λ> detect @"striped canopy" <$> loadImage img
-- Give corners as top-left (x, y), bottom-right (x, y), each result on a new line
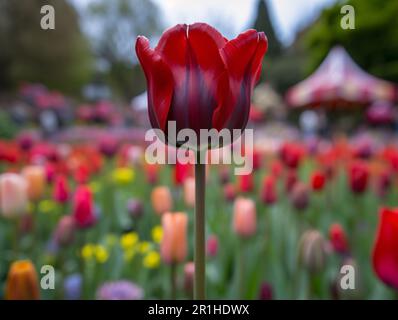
top-left (286, 46), bottom-right (397, 108)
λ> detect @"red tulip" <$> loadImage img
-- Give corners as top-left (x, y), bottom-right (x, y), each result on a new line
top-left (311, 170), bottom-right (326, 192)
top-left (375, 169), bottom-right (391, 198)
top-left (239, 173), bottom-right (254, 193)
top-left (206, 235), bottom-right (218, 257)
top-left (348, 161), bottom-right (369, 194)
top-left (53, 174), bottom-right (69, 204)
top-left (223, 183), bottom-right (236, 202)
top-left (135, 23), bottom-right (267, 147)
top-left (279, 142), bottom-right (304, 169)
top-left (174, 160), bottom-right (191, 186)
top-left (261, 175), bottom-right (277, 205)
top-left (372, 207), bottom-right (398, 290)
top-left (329, 223), bottom-right (349, 254)
top-left (72, 185), bottom-right (96, 229)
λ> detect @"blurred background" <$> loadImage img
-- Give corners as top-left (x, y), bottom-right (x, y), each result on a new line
top-left (0, 0), bottom-right (398, 300)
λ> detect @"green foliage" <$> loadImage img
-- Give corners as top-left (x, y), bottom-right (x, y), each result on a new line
top-left (252, 0), bottom-right (305, 93)
top-left (0, 0), bottom-right (93, 95)
top-left (87, 0), bottom-right (162, 101)
top-left (303, 0), bottom-right (398, 82)
top-left (0, 111), bottom-right (18, 139)
top-left (252, 0), bottom-right (282, 58)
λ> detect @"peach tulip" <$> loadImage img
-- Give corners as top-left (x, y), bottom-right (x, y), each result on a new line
top-left (22, 165), bottom-right (46, 201)
top-left (160, 212), bottom-right (188, 264)
top-left (233, 197), bottom-right (257, 237)
top-left (183, 177), bottom-right (195, 208)
top-left (151, 186), bottom-right (173, 215)
top-left (0, 173), bottom-right (28, 218)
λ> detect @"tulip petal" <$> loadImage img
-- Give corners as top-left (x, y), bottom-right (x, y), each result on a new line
top-left (156, 23), bottom-right (228, 134)
top-left (213, 30), bottom-right (267, 130)
top-left (372, 208), bottom-right (398, 289)
top-left (135, 36), bottom-right (173, 131)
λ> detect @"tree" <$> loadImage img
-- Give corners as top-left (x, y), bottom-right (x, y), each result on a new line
top-left (86, 0), bottom-right (162, 100)
top-left (252, 0), bottom-right (282, 58)
top-left (0, 0), bottom-right (93, 94)
top-left (251, 0), bottom-right (304, 93)
top-left (303, 0), bottom-right (398, 82)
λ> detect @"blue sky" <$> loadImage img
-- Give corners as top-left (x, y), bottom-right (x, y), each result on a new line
top-left (71, 0), bottom-right (338, 45)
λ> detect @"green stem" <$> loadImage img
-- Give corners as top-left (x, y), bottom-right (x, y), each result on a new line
top-left (239, 239), bottom-right (245, 299)
top-left (170, 262), bottom-right (177, 300)
top-left (12, 218), bottom-right (20, 259)
top-left (194, 153), bottom-right (206, 300)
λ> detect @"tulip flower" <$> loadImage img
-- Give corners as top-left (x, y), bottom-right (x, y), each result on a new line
top-left (53, 174), bottom-right (69, 204)
top-left (0, 173), bottom-right (28, 218)
top-left (329, 223), bottom-right (349, 254)
top-left (261, 175), bottom-right (277, 205)
top-left (206, 235), bottom-right (219, 258)
top-left (310, 170), bottom-right (326, 192)
top-left (72, 185), bottom-right (96, 229)
top-left (54, 215), bottom-right (76, 246)
top-left (174, 160), bottom-right (191, 186)
top-left (372, 207), bottom-right (398, 290)
top-left (299, 230), bottom-right (327, 273)
top-left (184, 262), bottom-right (195, 297)
top-left (238, 173), bottom-right (254, 193)
top-left (375, 169), bottom-right (391, 198)
top-left (22, 165), bottom-right (46, 201)
top-left (5, 260), bottom-right (40, 300)
top-left (348, 161), bottom-right (369, 194)
top-left (223, 183), bottom-right (236, 202)
top-left (136, 22), bottom-right (267, 144)
top-left (233, 197), bottom-right (257, 237)
top-left (151, 186), bottom-right (173, 215)
top-left (127, 198), bottom-right (144, 218)
top-left (136, 22), bottom-right (267, 300)
top-left (290, 182), bottom-right (309, 211)
top-left (183, 177), bottom-right (195, 208)
top-left (279, 143), bottom-right (304, 169)
top-left (160, 212), bottom-right (188, 264)
top-left (259, 282), bottom-right (273, 300)
top-left (96, 281), bottom-right (144, 300)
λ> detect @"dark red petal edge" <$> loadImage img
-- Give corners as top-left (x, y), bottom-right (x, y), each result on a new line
top-left (136, 36), bottom-right (173, 131)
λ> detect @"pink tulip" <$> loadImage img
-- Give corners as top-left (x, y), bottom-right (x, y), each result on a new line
top-left (233, 197), bottom-right (257, 237)
top-left (0, 173), bottom-right (28, 218)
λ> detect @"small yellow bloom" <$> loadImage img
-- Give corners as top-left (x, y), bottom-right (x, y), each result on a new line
top-left (120, 232), bottom-right (139, 250)
top-left (112, 167), bottom-right (135, 185)
top-left (95, 245), bottom-right (109, 264)
top-left (151, 226), bottom-right (163, 243)
top-left (138, 241), bottom-right (151, 254)
top-left (38, 200), bottom-right (56, 214)
top-left (81, 244), bottom-right (95, 260)
top-left (143, 251), bottom-right (160, 269)
top-left (88, 181), bottom-right (100, 194)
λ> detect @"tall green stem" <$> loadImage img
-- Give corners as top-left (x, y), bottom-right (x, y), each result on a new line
top-left (194, 152), bottom-right (206, 300)
top-left (170, 262), bottom-right (177, 300)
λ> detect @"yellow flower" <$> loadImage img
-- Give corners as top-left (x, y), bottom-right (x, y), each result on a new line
top-left (120, 232), bottom-right (139, 250)
top-left (94, 245), bottom-right (109, 264)
top-left (151, 225), bottom-right (163, 243)
top-left (112, 167), bottom-right (135, 185)
top-left (138, 241), bottom-right (151, 254)
top-left (81, 244), bottom-right (95, 260)
top-left (143, 251), bottom-right (160, 269)
top-left (38, 200), bottom-right (56, 214)
top-left (88, 181), bottom-right (100, 194)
